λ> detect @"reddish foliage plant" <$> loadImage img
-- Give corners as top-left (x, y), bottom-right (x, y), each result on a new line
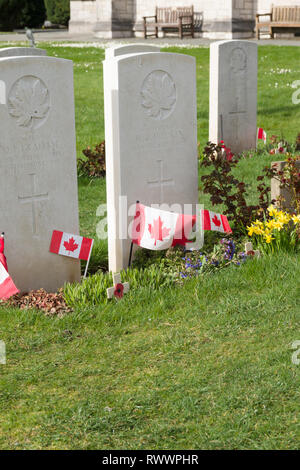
top-left (201, 142), bottom-right (271, 231)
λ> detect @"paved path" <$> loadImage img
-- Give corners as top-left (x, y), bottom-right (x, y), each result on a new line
top-left (0, 30), bottom-right (300, 47)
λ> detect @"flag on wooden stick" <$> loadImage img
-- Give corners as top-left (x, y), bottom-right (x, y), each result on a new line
top-left (50, 230), bottom-right (94, 278)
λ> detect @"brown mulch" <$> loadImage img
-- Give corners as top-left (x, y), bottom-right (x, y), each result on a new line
top-left (5, 288), bottom-right (72, 317)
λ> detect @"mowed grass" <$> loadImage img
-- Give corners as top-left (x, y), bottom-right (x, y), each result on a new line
top-left (0, 255), bottom-right (299, 449)
top-left (0, 42), bottom-right (299, 449)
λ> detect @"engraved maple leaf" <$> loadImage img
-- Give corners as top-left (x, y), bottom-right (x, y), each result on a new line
top-left (141, 72), bottom-right (176, 118)
top-left (9, 78), bottom-right (49, 128)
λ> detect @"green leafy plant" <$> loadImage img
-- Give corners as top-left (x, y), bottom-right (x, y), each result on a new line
top-left (78, 141), bottom-right (106, 178)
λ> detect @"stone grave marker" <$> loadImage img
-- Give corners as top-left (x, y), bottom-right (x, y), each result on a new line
top-left (209, 40), bottom-right (257, 154)
top-left (105, 44), bottom-right (160, 59)
top-left (104, 50), bottom-right (198, 272)
top-left (0, 47), bottom-right (47, 57)
top-left (271, 160), bottom-right (300, 211)
top-left (0, 56), bottom-right (80, 292)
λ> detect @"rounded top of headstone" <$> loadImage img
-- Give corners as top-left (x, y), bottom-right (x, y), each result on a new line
top-left (210, 39), bottom-right (257, 51)
top-left (0, 47), bottom-right (47, 58)
top-left (110, 51), bottom-right (195, 65)
top-left (105, 44), bottom-right (160, 60)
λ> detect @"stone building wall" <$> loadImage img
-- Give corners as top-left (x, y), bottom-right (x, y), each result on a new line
top-left (69, 0), bottom-right (300, 39)
top-left (258, 0), bottom-right (300, 13)
top-left (133, 0), bottom-right (234, 39)
top-left (69, 1), bottom-right (98, 33)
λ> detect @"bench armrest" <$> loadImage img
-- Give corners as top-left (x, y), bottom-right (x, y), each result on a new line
top-left (256, 13), bottom-right (271, 18)
top-left (178, 14), bottom-right (193, 23)
top-left (143, 15), bottom-right (157, 21)
top-left (256, 13), bottom-right (272, 22)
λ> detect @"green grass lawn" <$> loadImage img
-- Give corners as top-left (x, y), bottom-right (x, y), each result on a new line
top-left (0, 42), bottom-right (299, 450)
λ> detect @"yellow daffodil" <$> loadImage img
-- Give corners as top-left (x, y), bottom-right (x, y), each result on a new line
top-left (267, 205), bottom-right (278, 217)
top-left (292, 214), bottom-right (300, 225)
top-left (264, 234), bottom-right (274, 244)
top-left (266, 220), bottom-right (275, 230)
top-left (247, 226), bottom-right (255, 236)
top-left (273, 220), bottom-right (284, 230)
top-left (277, 213), bottom-right (290, 225)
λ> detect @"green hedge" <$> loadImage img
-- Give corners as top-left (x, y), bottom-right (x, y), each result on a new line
top-left (0, 0), bottom-right (46, 30)
top-left (44, 0), bottom-right (70, 26)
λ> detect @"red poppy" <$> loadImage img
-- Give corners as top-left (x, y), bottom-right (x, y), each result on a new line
top-left (114, 283), bottom-right (124, 299)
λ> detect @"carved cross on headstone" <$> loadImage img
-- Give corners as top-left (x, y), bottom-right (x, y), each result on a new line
top-left (107, 273), bottom-right (130, 300)
top-left (147, 159), bottom-right (174, 203)
top-left (18, 173), bottom-right (49, 236)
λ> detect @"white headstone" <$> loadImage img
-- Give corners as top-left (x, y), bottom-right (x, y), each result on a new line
top-left (104, 51), bottom-right (198, 272)
top-left (209, 40), bottom-right (257, 154)
top-left (0, 56), bottom-right (80, 292)
top-left (105, 44), bottom-right (160, 59)
top-left (0, 47), bottom-right (47, 57)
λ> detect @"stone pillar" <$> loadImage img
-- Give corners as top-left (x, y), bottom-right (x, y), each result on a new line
top-left (94, 0), bottom-right (135, 38)
top-left (232, 0), bottom-right (257, 38)
top-left (69, 1), bottom-right (99, 34)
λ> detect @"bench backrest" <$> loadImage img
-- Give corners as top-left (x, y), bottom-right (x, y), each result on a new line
top-left (272, 6), bottom-right (300, 22)
top-left (156, 6), bottom-right (193, 23)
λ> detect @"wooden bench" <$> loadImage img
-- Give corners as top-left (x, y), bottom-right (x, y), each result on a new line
top-left (143, 6), bottom-right (194, 39)
top-left (256, 5), bottom-right (300, 39)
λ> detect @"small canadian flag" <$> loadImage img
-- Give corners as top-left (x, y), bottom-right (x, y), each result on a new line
top-left (0, 233), bottom-right (19, 300)
top-left (131, 203), bottom-right (196, 251)
top-left (49, 230), bottom-right (94, 260)
top-left (201, 210), bottom-right (232, 234)
top-left (0, 262), bottom-right (19, 300)
top-left (257, 127), bottom-right (267, 144)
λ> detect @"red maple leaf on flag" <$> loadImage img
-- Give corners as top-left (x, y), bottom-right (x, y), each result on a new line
top-left (64, 237), bottom-right (79, 252)
top-left (148, 217), bottom-right (171, 246)
top-left (212, 215), bottom-right (221, 227)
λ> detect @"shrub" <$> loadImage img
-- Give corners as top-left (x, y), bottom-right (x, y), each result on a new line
top-left (0, 0), bottom-right (46, 30)
top-left (201, 142), bottom-right (271, 232)
top-left (78, 141), bottom-right (106, 178)
top-left (44, 0), bottom-right (55, 21)
top-left (44, 0), bottom-right (70, 26)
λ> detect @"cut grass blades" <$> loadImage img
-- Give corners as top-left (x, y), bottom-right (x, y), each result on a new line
top-left (64, 266), bottom-right (175, 309)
